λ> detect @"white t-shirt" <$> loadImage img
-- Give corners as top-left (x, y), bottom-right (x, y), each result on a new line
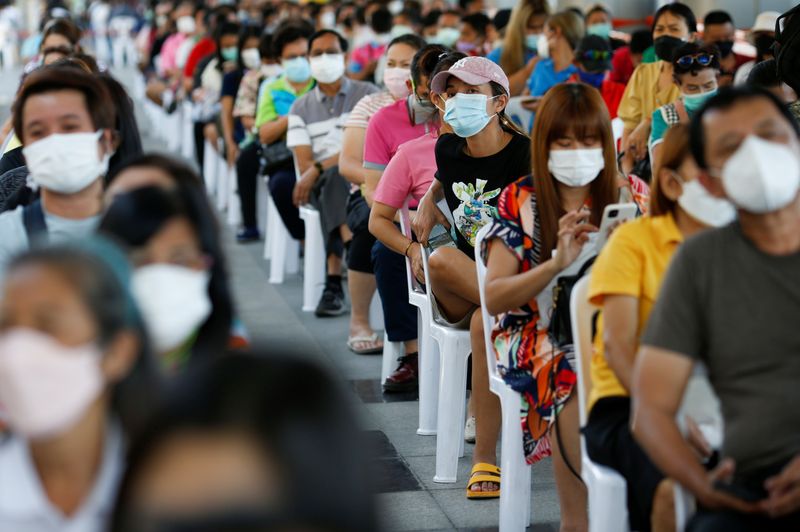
top-left (0, 422), bottom-right (124, 532)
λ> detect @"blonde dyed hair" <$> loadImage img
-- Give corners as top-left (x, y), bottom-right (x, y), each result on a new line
top-left (547, 10), bottom-right (585, 51)
top-left (499, 0), bottom-right (550, 75)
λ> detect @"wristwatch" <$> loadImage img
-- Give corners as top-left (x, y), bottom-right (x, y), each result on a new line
top-left (314, 161), bottom-right (324, 174)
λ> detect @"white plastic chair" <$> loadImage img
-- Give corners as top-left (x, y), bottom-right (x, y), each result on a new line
top-left (474, 225), bottom-right (532, 531)
top-left (215, 140), bottom-right (229, 212)
top-left (420, 245), bottom-right (471, 483)
top-left (299, 205), bottom-right (326, 311)
top-left (180, 100), bottom-right (195, 162)
top-left (202, 140), bottom-right (218, 194)
top-left (399, 203), bottom-right (438, 436)
top-left (226, 164), bottom-right (242, 227)
top-left (570, 277), bottom-right (630, 532)
top-left (266, 184), bottom-right (299, 284)
top-left (612, 117), bottom-right (625, 152)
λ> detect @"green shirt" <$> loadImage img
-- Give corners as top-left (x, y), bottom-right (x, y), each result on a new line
top-left (254, 76), bottom-right (315, 128)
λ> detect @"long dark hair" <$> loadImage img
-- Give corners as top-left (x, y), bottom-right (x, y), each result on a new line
top-left (98, 73), bottom-right (143, 176)
top-left (100, 157), bottom-right (233, 364)
top-left (235, 24), bottom-right (262, 72)
top-left (214, 20), bottom-right (242, 72)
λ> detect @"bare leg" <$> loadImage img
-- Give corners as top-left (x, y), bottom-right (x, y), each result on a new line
top-left (651, 479), bottom-right (676, 532)
top-left (348, 269), bottom-right (377, 339)
top-left (428, 247), bottom-right (480, 321)
top-left (550, 396), bottom-right (588, 532)
top-left (404, 339), bottom-right (419, 353)
top-left (469, 309), bottom-right (501, 493)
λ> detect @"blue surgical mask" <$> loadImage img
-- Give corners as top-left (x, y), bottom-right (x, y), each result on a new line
top-left (282, 56), bottom-right (311, 83)
top-left (682, 88), bottom-right (718, 112)
top-left (221, 46), bottom-right (238, 62)
top-left (587, 22), bottom-right (612, 39)
top-left (433, 27), bottom-right (461, 48)
top-left (443, 93), bottom-right (498, 138)
top-left (525, 33), bottom-right (540, 52)
top-left (578, 70), bottom-right (605, 88)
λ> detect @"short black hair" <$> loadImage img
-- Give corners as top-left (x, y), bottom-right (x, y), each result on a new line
top-left (703, 10), bottom-right (733, 27)
top-left (586, 4), bottom-right (611, 19)
top-left (271, 20), bottom-right (314, 57)
top-left (652, 2), bottom-right (697, 34)
top-left (423, 9), bottom-right (441, 28)
top-left (411, 44), bottom-right (449, 87)
top-left (308, 28), bottom-right (349, 53)
top-left (689, 85), bottom-right (800, 169)
top-left (370, 7), bottom-right (392, 33)
top-left (388, 33), bottom-right (426, 54)
top-left (630, 29), bottom-right (653, 54)
top-left (428, 51), bottom-right (467, 89)
top-left (462, 12), bottom-right (490, 37)
top-left (493, 8), bottom-right (511, 32)
top-left (258, 31), bottom-right (274, 60)
top-left (747, 58), bottom-right (780, 89)
top-left (672, 42), bottom-right (720, 78)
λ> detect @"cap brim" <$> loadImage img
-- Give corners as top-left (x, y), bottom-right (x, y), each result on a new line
top-left (430, 69), bottom-right (493, 94)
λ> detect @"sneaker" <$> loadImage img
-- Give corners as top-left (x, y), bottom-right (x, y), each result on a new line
top-left (383, 352), bottom-right (418, 393)
top-left (236, 226), bottom-right (261, 243)
top-left (314, 287), bottom-right (347, 317)
top-left (464, 416), bottom-right (476, 444)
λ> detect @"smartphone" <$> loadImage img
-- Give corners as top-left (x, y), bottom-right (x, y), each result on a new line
top-left (426, 223), bottom-right (456, 253)
top-left (595, 202), bottom-right (638, 252)
top-left (713, 481), bottom-right (765, 503)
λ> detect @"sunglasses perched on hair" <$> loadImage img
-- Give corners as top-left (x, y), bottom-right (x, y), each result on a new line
top-left (580, 50), bottom-right (610, 61)
top-left (675, 53), bottom-right (715, 68)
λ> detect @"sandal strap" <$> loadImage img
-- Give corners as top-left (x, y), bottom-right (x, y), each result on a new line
top-left (467, 474), bottom-right (502, 489)
top-left (470, 462), bottom-right (501, 475)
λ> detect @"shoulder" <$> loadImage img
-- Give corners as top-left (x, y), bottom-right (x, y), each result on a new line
top-left (349, 79), bottom-right (380, 96)
top-left (434, 133), bottom-right (463, 158)
top-left (290, 90), bottom-right (315, 113)
top-left (486, 47), bottom-right (502, 63)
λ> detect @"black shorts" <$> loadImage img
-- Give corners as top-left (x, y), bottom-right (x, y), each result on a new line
top-left (583, 396), bottom-right (665, 532)
top-left (346, 226), bottom-right (376, 274)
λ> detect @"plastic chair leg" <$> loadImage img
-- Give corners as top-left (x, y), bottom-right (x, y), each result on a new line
top-left (433, 332), bottom-right (471, 483)
top-left (417, 312), bottom-right (439, 436)
top-left (498, 390), bottom-right (532, 531)
top-left (202, 141), bottom-right (217, 195)
top-left (215, 153), bottom-right (228, 212)
top-left (300, 208), bottom-right (325, 312)
top-left (380, 333), bottom-right (405, 382)
top-left (181, 102), bottom-right (195, 161)
top-left (226, 165), bottom-right (242, 227)
top-left (369, 292), bottom-right (384, 331)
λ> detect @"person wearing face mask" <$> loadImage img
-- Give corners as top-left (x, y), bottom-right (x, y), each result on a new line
top-left (567, 35), bottom-right (625, 118)
top-left (431, 10), bottom-right (462, 48)
top-left (288, 29), bottom-right (379, 317)
top-left (481, 82), bottom-right (646, 524)
top-left (486, 0), bottom-right (549, 96)
top-left (348, 7), bottom-right (392, 83)
top-left (701, 10), bottom-right (750, 88)
top-left (733, 11), bottom-right (780, 87)
top-left (0, 238), bottom-right (160, 532)
top-left (632, 86), bottom-right (800, 530)
top-left (245, 21), bottom-right (315, 243)
top-left (411, 56), bottom-right (530, 499)
top-left (220, 25), bottom-right (261, 168)
top-left (456, 12), bottom-right (491, 58)
top-left (584, 124), bottom-right (733, 532)
top-left (0, 68), bottom-right (117, 282)
top-left (618, 2), bottom-right (696, 176)
top-left (583, 3), bottom-right (625, 50)
top-left (649, 43), bottom-right (720, 171)
top-left (155, 0), bottom-right (197, 79)
top-left (521, 10), bottom-right (582, 112)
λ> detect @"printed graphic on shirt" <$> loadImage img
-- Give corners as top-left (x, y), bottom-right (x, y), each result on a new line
top-left (452, 179), bottom-right (501, 247)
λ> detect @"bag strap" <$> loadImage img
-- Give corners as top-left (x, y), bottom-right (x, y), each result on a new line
top-left (22, 199), bottom-right (48, 245)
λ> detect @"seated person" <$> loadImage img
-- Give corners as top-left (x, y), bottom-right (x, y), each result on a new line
top-left (456, 12), bottom-right (492, 57)
top-left (568, 35), bottom-right (625, 118)
top-left (701, 10), bottom-right (750, 87)
top-left (745, 59), bottom-right (797, 104)
top-left (734, 11), bottom-right (779, 86)
top-left (609, 29), bottom-right (652, 85)
top-left (523, 10), bottom-right (582, 103)
top-left (287, 29), bottom-right (378, 317)
top-left (431, 9), bottom-right (462, 48)
top-left (649, 42), bottom-right (720, 169)
top-left (632, 86), bottom-right (800, 531)
top-left (348, 7), bottom-right (391, 82)
top-left (584, 124), bottom-right (734, 531)
top-left (584, 2), bottom-right (625, 49)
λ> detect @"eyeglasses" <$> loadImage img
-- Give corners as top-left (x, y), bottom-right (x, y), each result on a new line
top-left (580, 50), bottom-right (610, 61)
top-left (675, 53), bottom-right (715, 68)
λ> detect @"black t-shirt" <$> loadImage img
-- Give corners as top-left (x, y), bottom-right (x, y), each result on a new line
top-left (434, 131), bottom-right (531, 256)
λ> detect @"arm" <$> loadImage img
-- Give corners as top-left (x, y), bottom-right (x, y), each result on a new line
top-left (291, 143), bottom-right (340, 206)
top-left (362, 166), bottom-right (384, 206)
top-left (411, 179), bottom-right (447, 245)
top-left (601, 295), bottom-right (640, 392)
top-left (339, 126), bottom-right (368, 185)
top-left (220, 95), bottom-right (238, 166)
top-left (507, 56), bottom-right (540, 97)
top-left (259, 115), bottom-right (288, 145)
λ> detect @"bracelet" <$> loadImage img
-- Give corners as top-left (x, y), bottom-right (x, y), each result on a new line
top-left (404, 240), bottom-right (415, 257)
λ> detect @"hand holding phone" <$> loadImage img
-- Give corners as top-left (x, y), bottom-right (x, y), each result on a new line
top-left (595, 203), bottom-right (638, 253)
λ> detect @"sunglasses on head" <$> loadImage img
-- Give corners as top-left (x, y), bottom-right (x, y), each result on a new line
top-left (580, 50), bottom-right (610, 61)
top-left (675, 53), bottom-right (715, 68)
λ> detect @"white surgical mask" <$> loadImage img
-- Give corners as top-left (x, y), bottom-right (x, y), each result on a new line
top-left (383, 67), bottom-right (411, 98)
top-left (132, 264), bottom-right (212, 353)
top-left (390, 24), bottom-right (414, 39)
top-left (319, 10), bottom-right (336, 29)
top-left (176, 15), bottom-right (196, 34)
top-left (537, 33), bottom-right (550, 59)
top-left (718, 135), bottom-right (800, 214)
top-left (260, 63), bottom-right (283, 80)
top-left (548, 148), bottom-right (605, 187)
top-left (674, 174), bottom-right (736, 227)
top-left (310, 53), bottom-right (345, 84)
top-left (24, 131), bottom-right (110, 194)
top-left (241, 48), bottom-right (261, 70)
top-left (0, 328), bottom-right (104, 440)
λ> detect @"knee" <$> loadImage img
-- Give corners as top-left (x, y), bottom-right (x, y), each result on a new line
top-left (428, 247), bottom-right (454, 284)
top-left (651, 479), bottom-right (676, 532)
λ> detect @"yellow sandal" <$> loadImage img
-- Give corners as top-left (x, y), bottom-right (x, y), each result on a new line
top-left (466, 462), bottom-right (501, 500)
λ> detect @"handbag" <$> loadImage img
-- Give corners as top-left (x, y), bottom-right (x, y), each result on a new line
top-left (547, 256), bottom-right (596, 349)
top-left (259, 141), bottom-right (293, 176)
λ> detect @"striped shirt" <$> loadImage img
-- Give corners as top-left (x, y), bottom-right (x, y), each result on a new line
top-left (287, 77), bottom-right (379, 161)
top-left (344, 91), bottom-right (395, 129)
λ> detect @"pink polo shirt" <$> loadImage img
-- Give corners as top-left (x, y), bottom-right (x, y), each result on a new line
top-left (363, 98), bottom-right (427, 171)
top-left (374, 132), bottom-right (438, 210)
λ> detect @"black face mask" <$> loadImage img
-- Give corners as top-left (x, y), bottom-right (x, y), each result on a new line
top-left (654, 35), bottom-right (685, 61)
top-left (754, 34), bottom-right (776, 59)
top-left (715, 39), bottom-right (735, 57)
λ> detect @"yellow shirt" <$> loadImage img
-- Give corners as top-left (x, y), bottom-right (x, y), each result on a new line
top-left (617, 61), bottom-right (681, 132)
top-left (4, 134), bottom-right (20, 153)
top-left (586, 213), bottom-right (683, 412)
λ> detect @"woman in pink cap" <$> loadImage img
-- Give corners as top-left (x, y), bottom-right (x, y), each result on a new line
top-left (412, 55), bottom-right (530, 500)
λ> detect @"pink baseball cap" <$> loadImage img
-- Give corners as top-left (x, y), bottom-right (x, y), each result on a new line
top-left (430, 56), bottom-right (510, 96)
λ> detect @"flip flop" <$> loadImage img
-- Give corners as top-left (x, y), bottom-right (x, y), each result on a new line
top-left (466, 462), bottom-right (501, 500)
top-left (347, 333), bottom-right (383, 355)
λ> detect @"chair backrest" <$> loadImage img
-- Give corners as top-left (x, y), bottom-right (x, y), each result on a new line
top-left (399, 201), bottom-right (423, 296)
top-left (474, 224), bottom-right (500, 379)
top-left (569, 276), bottom-right (595, 428)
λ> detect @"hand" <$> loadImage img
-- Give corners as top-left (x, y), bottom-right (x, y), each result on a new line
top-left (696, 458), bottom-right (762, 514)
top-left (762, 455), bottom-right (800, 517)
top-left (412, 193), bottom-right (449, 246)
top-left (407, 242), bottom-right (424, 283)
top-left (524, 55), bottom-right (540, 73)
top-left (685, 416), bottom-right (713, 460)
top-left (292, 167), bottom-right (318, 207)
top-left (226, 143), bottom-right (239, 167)
top-left (625, 120), bottom-right (651, 161)
top-left (553, 209), bottom-right (598, 271)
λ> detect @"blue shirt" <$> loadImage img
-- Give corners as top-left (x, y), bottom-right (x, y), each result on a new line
top-left (486, 46), bottom-right (536, 67)
top-left (526, 58), bottom-right (578, 96)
